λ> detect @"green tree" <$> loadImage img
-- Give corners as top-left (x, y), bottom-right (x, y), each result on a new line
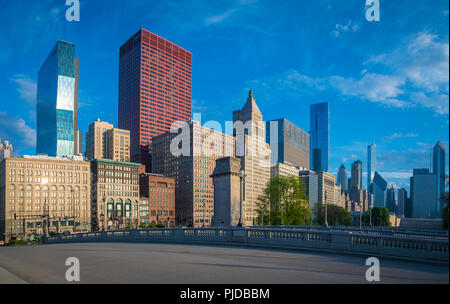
top-left (362, 207), bottom-right (391, 226)
top-left (313, 203), bottom-right (352, 226)
top-left (256, 175), bottom-right (311, 226)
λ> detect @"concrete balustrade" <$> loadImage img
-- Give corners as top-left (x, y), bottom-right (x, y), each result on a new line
top-left (44, 227), bottom-right (449, 263)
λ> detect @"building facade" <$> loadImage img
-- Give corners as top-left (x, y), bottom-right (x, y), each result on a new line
top-left (86, 119), bottom-right (130, 162)
top-left (0, 155), bottom-right (91, 243)
top-left (336, 164), bottom-right (348, 193)
top-left (90, 159), bottom-right (141, 231)
top-left (37, 41), bottom-right (81, 157)
top-left (118, 29), bottom-right (192, 171)
top-left (317, 171), bottom-right (335, 206)
top-left (270, 162), bottom-right (300, 179)
top-left (310, 102), bottom-right (330, 172)
top-left (397, 187), bottom-right (407, 217)
top-left (410, 168), bottom-right (438, 218)
top-left (299, 170), bottom-right (319, 213)
top-left (433, 140), bottom-right (446, 212)
top-left (233, 91), bottom-right (271, 226)
top-left (266, 118), bottom-right (310, 169)
top-left (0, 138), bottom-right (13, 161)
top-left (152, 120), bottom-right (236, 227)
top-left (372, 171), bottom-right (387, 207)
top-left (139, 173), bottom-right (175, 227)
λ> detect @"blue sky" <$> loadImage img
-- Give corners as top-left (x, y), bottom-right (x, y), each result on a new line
top-left (0, 0), bottom-right (448, 191)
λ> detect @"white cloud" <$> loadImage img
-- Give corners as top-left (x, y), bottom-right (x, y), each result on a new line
top-left (0, 112), bottom-right (36, 154)
top-left (205, 8), bottom-right (238, 25)
top-left (382, 133), bottom-right (419, 141)
top-left (9, 74), bottom-right (37, 106)
top-left (331, 20), bottom-right (361, 38)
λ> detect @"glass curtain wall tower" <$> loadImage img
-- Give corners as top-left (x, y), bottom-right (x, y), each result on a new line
top-left (37, 41), bottom-right (79, 157)
top-left (310, 102), bottom-right (330, 172)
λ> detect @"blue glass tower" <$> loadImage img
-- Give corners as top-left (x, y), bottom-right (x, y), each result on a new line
top-left (433, 140), bottom-right (446, 212)
top-left (310, 102), bottom-right (330, 172)
top-left (37, 41), bottom-right (78, 157)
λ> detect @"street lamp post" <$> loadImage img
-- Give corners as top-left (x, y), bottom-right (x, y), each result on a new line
top-left (358, 202), bottom-right (362, 231)
top-left (324, 191), bottom-right (328, 227)
top-left (238, 170), bottom-right (246, 227)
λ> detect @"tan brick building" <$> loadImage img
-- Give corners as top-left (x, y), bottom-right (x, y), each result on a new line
top-left (152, 120), bottom-right (236, 227)
top-left (90, 159), bottom-right (140, 231)
top-left (0, 155), bottom-right (91, 242)
top-left (86, 119), bottom-right (130, 162)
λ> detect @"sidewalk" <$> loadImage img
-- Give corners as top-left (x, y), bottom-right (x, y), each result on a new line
top-left (0, 266), bottom-right (28, 284)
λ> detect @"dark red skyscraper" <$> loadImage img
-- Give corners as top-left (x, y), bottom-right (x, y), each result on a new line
top-left (119, 29), bottom-right (192, 170)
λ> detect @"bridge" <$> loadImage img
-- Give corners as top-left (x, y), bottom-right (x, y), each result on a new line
top-left (44, 226), bottom-right (449, 263)
top-left (0, 227), bottom-right (448, 284)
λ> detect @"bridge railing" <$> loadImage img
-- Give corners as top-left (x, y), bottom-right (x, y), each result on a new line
top-left (44, 227), bottom-right (449, 263)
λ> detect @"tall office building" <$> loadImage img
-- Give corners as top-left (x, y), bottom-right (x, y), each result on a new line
top-left (372, 171), bottom-right (387, 207)
top-left (85, 119), bottom-right (131, 162)
top-left (336, 164), bottom-right (348, 192)
top-left (367, 144), bottom-right (376, 190)
top-left (386, 184), bottom-right (396, 212)
top-left (433, 140), bottom-right (446, 212)
top-left (118, 29), bottom-right (192, 171)
top-left (37, 41), bottom-right (81, 157)
top-left (266, 118), bottom-right (310, 169)
top-left (317, 171), bottom-right (335, 206)
top-left (233, 91), bottom-right (271, 226)
top-left (397, 188), bottom-right (407, 217)
top-left (410, 168), bottom-right (438, 218)
top-left (299, 170), bottom-right (319, 213)
top-left (152, 120), bottom-right (236, 227)
top-left (310, 102), bottom-right (330, 172)
top-left (350, 160), bottom-right (363, 190)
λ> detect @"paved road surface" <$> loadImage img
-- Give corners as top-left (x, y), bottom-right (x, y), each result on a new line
top-left (0, 243), bottom-right (448, 284)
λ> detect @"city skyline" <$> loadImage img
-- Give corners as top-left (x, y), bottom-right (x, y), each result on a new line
top-left (0, 0), bottom-right (448, 191)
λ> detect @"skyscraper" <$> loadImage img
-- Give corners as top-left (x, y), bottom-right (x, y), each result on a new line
top-left (266, 118), bottom-right (310, 169)
top-left (386, 184), bottom-right (396, 212)
top-left (350, 160), bottom-right (363, 190)
top-left (336, 164), bottom-right (348, 192)
top-left (372, 171), bottom-right (387, 207)
top-left (233, 91), bottom-right (271, 226)
top-left (367, 143), bottom-right (376, 190)
top-left (310, 103), bottom-right (330, 172)
top-left (118, 29), bottom-right (192, 171)
top-left (85, 119), bottom-right (131, 162)
top-left (37, 40), bottom-right (81, 157)
top-left (397, 188), bottom-right (407, 217)
top-left (410, 168), bottom-right (438, 218)
top-left (433, 140), bottom-right (446, 212)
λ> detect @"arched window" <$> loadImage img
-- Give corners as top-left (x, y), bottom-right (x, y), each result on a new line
top-left (116, 199), bottom-right (123, 217)
top-left (51, 185), bottom-right (57, 191)
top-left (10, 185), bottom-right (15, 190)
top-left (26, 185), bottom-right (32, 191)
top-left (125, 199), bottom-right (132, 218)
top-left (60, 186), bottom-right (65, 191)
top-left (35, 185), bottom-right (41, 191)
top-left (19, 185), bottom-right (24, 191)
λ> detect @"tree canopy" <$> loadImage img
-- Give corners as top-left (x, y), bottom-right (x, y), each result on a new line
top-left (313, 203), bottom-right (352, 226)
top-left (362, 207), bottom-right (391, 226)
top-left (256, 175), bottom-right (311, 226)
